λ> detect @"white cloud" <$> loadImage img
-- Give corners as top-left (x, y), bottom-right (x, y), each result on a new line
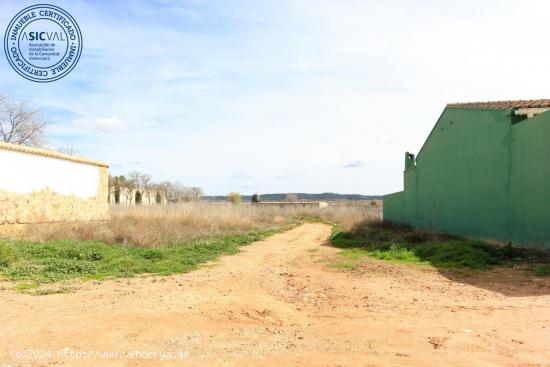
top-left (73, 117), bottom-right (128, 133)
top-left (3, 0), bottom-right (550, 195)
top-left (344, 160), bottom-right (366, 169)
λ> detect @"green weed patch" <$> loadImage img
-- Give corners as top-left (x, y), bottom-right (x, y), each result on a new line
top-left (330, 221), bottom-right (549, 271)
top-left (0, 228), bottom-right (280, 284)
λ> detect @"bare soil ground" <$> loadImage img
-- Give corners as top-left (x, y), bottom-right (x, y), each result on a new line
top-left (1, 223), bottom-right (549, 366)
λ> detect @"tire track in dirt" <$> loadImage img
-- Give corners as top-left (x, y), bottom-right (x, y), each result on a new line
top-left (0, 223), bottom-right (548, 366)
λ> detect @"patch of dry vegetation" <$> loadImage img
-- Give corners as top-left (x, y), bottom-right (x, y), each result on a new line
top-left (25, 202), bottom-right (380, 247)
top-left (1, 202), bottom-right (380, 284)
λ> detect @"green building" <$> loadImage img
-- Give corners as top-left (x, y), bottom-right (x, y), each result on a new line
top-left (384, 100), bottom-right (550, 249)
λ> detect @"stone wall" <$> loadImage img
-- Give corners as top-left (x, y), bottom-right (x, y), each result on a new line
top-left (0, 142), bottom-right (109, 234)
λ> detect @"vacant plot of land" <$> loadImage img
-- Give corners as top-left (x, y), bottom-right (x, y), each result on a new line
top-left (1, 223), bottom-right (549, 366)
top-left (22, 202), bottom-right (377, 246)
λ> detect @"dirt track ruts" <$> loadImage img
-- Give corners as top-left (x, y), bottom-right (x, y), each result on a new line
top-left (1, 223), bottom-right (549, 366)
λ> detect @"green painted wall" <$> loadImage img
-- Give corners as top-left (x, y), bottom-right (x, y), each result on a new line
top-left (384, 107), bottom-right (550, 249)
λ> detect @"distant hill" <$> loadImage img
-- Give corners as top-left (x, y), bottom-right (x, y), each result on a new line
top-left (203, 193), bottom-right (383, 202)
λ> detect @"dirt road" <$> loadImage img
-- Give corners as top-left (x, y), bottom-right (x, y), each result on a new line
top-left (1, 223), bottom-right (549, 366)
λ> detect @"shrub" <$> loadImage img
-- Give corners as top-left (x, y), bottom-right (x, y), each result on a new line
top-left (227, 192), bottom-right (242, 204)
top-left (139, 248), bottom-right (165, 260)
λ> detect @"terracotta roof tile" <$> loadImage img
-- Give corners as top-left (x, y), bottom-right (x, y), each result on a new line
top-left (447, 99), bottom-right (550, 110)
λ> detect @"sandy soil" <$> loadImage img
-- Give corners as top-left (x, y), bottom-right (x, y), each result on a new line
top-left (0, 223), bottom-right (549, 366)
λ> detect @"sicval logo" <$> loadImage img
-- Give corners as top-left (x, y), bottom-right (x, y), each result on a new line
top-left (4, 4), bottom-right (83, 82)
top-left (22, 31), bottom-right (67, 42)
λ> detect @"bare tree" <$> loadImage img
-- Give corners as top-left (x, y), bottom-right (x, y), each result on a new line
top-left (127, 171), bottom-right (141, 188)
top-left (176, 184), bottom-right (193, 202)
top-left (120, 177), bottom-right (135, 204)
top-left (0, 94), bottom-right (48, 147)
top-left (139, 173), bottom-right (153, 203)
top-left (158, 182), bottom-right (202, 202)
top-left (158, 181), bottom-right (177, 203)
top-left (187, 187), bottom-right (203, 201)
top-left (126, 171), bottom-right (153, 203)
top-left (151, 183), bottom-right (166, 203)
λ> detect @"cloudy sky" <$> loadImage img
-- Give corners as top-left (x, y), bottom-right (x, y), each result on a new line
top-left (2, 0), bottom-right (549, 195)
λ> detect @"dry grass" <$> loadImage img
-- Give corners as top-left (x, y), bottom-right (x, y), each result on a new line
top-left (323, 201), bottom-right (382, 231)
top-left (25, 202), bottom-right (381, 247)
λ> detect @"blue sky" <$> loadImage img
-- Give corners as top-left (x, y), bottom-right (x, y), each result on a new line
top-left (2, 0), bottom-right (550, 195)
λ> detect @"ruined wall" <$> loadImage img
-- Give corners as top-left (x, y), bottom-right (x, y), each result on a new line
top-left (108, 187), bottom-right (167, 205)
top-left (0, 143), bottom-right (109, 233)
